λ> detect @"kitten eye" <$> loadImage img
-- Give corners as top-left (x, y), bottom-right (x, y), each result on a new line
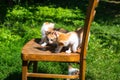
top-left (46, 31), bottom-right (51, 35)
top-left (50, 39), bottom-right (54, 42)
top-left (49, 39), bottom-right (54, 44)
top-left (50, 39), bottom-right (53, 41)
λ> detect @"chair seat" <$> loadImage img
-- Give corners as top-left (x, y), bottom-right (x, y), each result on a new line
top-left (22, 38), bottom-right (80, 62)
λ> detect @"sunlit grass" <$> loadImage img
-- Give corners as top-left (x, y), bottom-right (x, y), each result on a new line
top-left (0, 2), bottom-right (120, 80)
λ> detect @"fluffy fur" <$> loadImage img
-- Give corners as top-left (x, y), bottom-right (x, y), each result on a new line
top-left (40, 22), bottom-right (55, 47)
top-left (40, 22), bottom-right (68, 47)
top-left (68, 65), bottom-right (79, 75)
top-left (66, 64), bottom-right (79, 80)
top-left (46, 28), bottom-right (84, 53)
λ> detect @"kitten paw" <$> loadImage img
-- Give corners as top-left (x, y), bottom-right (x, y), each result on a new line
top-left (41, 42), bottom-right (47, 47)
top-left (65, 50), bottom-right (71, 54)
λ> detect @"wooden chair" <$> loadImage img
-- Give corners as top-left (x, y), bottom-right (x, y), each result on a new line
top-left (21, 0), bottom-right (99, 80)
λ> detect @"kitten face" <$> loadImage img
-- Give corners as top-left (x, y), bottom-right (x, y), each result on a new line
top-left (46, 31), bottom-right (58, 44)
top-left (46, 31), bottom-right (69, 44)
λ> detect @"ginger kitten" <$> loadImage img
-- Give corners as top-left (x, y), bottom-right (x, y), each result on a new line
top-left (46, 28), bottom-right (84, 53)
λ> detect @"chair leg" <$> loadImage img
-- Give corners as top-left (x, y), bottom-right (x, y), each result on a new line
top-left (80, 60), bottom-right (86, 80)
top-left (22, 60), bottom-right (28, 80)
top-left (33, 61), bottom-right (38, 73)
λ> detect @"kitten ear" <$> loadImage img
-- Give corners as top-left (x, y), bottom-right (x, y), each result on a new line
top-left (68, 64), bottom-right (73, 69)
top-left (45, 22), bottom-right (49, 24)
top-left (43, 22), bottom-right (49, 26)
top-left (45, 31), bottom-right (50, 35)
top-left (50, 23), bottom-right (55, 28)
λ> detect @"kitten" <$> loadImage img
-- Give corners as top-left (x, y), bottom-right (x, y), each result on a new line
top-left (46, 28), bottom-right (84, 53)
top-left (68, 64), bottom-right (79, 75)
top-left (40, 22), bottom-right (55, 47)
top-left (66, 64), bottom-right (79, 80)
top-left (40, 22), bottom-right (68, 47)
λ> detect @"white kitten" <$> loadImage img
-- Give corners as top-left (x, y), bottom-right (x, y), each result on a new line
top-left (68, 64), bottom-right (79, 75)
top-left (40, 22), bottom-right (55, 47)
top-left (66, 64), bottom-right (79, 80)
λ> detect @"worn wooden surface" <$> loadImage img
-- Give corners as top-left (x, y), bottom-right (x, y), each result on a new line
top-left (22, 38), bottom-right (80, 62)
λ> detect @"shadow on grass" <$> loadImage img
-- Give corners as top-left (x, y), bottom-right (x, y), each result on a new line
top-left (4, 72), bottom-right (22, 80)
top-left (1, 0), bottom-right (120, 25)
top-left (3, 71), bottom-right (55, 80)
top-left (39, 0), bottom-right (120, 25)
top-left (86, 74), bottom-right (96, 80)
top-left (0, 0), bottom-right (15, 23)
top-left (95, 1), bottom-right (120, 25)
top-left (3, 72), bottom-right (95, 80)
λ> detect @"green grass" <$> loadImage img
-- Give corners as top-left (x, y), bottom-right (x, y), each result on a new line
top-left (0, 0), bottom-right (120, 80)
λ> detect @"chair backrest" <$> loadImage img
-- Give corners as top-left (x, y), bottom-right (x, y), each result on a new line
top-left (80, 0), bottom-right (99, 80)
